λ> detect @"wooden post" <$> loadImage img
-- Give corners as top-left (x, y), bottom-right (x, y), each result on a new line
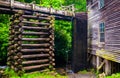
top-left (92, 55), bottom-right (96, 68)
top-left (105, 59), bottom-right (111, 75)
top-left (10, 0), bottom-right (14, 8)
top-left (96, 56), bottom-right (100, 71)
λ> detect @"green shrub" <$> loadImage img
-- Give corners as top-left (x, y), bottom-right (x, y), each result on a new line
top-left (54, 20), bottom-right (72, 67)
top-left (106, 73), bottom-right (120, 78)
top-left (3, 68), bottom-right (67, 78)
top-left (0, 14), bottom-right (9, 65)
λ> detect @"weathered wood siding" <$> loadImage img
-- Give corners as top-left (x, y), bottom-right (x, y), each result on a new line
top-left (87, 0), bottom-right (120, 62)
top-left (72, 13), bottom-right (87, 72)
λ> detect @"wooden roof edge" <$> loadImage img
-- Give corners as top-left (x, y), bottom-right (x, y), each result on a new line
top-left (0, 0), bottom-right (74, 17)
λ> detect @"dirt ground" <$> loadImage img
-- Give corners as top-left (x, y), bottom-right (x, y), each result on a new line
top-left (56, 67), bottom-right (96, 78)
top-left (68, 73), bottom-right (96, 78)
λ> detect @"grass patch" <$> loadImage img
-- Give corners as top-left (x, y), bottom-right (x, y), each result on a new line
top-left (78, 70), bottom-right (88, 74)
top-left (77, 69), bottom-right (96, 74)
top-left (106, 73), bottom-right (120, 78)
top-left (1, 68), bottom-right (68, 78)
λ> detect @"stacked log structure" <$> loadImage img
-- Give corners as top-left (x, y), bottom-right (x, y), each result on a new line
top-left (7, 10), bottom-right (23, 74)
top-left (7, 10), bottom-right (55, 73)
top-left (48, 16), bottom-right (55, 70)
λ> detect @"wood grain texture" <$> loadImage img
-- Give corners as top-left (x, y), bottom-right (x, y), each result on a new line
top-left (87, 0), bottom-right (120, 62)
top-left (72, 13), bottom-right (87, 72)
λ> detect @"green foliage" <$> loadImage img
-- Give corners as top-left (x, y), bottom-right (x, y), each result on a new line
top-left (54, 20), bottom-right (72, 66)
top-left (16, 0), bottom-right (25, 2)
top-left (4, 68), bottom-right (19, 78)
top-left (106, 73), bottom-right (120, 78)
top-left (39, 0), bottom-right (64, 9)
top-left (0, 15), bottom-right (10, 65)
top-left (3, 68), bottom-right (67, 78)
top-left (78, 70), bottom-right (88, 74)
top-left (64, 0), bottom-right (86, 12)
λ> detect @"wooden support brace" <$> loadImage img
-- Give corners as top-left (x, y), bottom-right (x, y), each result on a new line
top-left (97, 59), bottom-right (105, 70)
top-left (105, 60), bottom-right (111, 75)
top-left (87, 54), bottom-right (92, 62)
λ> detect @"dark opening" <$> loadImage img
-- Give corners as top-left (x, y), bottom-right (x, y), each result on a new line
top-left (54, 20), bottom-right (72, 69)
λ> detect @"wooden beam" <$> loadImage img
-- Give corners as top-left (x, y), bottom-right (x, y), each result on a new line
top-left (22, 15), bottom-right (51, 20)
top-left (14, 26), bottom-right (49, 30)
top-left (22, 21), bottom-right (50, 26)
top-left (0, 7), bottom-right (73, 21)
top-left (97, 60), bottom-right (105, 70)
top-left (21, 44), bottom-right (50, 47)
top-left (22, 38), bottom-right (50, 41)
top-left (22, 54), bottom-right (49, 59)
top-left (105, 60), bottom-right (111, 75)
top-left (87, 54), bottom-right (92, 62)
top-left (22, 26), bottom-right (49, 30)
top-left (23, 59), bottom-right (49, 65)
top-left (22, 32), bottom-right (48, 35)
top-left (21, 49), bottom-right (50, 52)
top-left (23, 64), bottom-right (49, 70)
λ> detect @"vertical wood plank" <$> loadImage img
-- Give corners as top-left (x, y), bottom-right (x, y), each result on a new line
top-left (96, 56), bottom-right (100, 71)
top-left (72, 13), bottom-right (87, 72)
top-left (105, 60), bottom-right (111, 75)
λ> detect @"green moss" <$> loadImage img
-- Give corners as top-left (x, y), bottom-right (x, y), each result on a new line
top-left (96, 50), bottom-right (117, 62)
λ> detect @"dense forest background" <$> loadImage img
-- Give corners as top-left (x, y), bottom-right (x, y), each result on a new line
top-left (0, 0), bottom-right (86, 66)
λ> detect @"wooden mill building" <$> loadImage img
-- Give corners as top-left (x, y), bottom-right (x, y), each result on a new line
top-left (0, 0), bottom-right (120, 75)
top-left (87, 0), bottom-right (120, 75)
